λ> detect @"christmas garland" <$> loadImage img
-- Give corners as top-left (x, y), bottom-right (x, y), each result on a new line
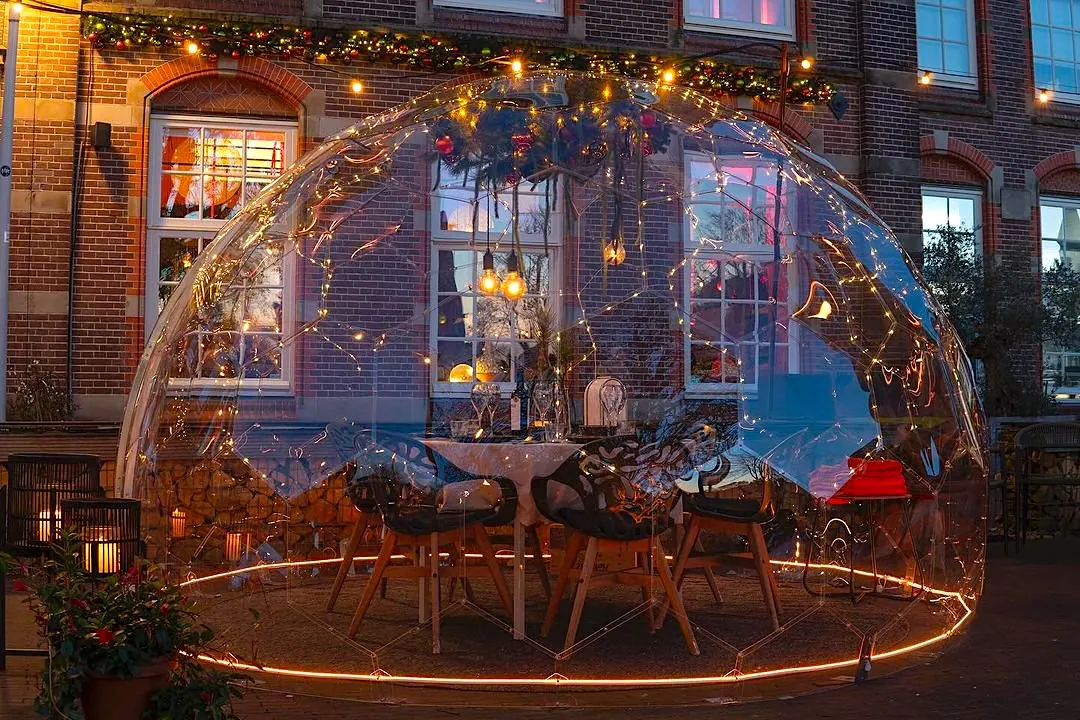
top-left (81, 12), bottom-right (837, 105)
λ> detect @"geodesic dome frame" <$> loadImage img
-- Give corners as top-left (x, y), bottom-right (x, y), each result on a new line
top-left (117, 71), bottom-right (987, 692)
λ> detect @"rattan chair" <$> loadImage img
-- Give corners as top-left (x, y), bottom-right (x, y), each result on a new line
top-left (1013, 421), bottom-right (1080, 549)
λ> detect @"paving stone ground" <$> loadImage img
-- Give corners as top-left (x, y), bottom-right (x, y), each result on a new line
top-left (2, 540), bottom-right (1074, 719)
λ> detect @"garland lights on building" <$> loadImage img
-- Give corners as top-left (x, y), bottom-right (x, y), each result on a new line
top-left (81, 12), bottom-right (837, 105)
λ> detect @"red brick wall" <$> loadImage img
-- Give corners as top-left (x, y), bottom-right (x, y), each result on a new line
top-left (2, 0), bottom-right (1080, 417)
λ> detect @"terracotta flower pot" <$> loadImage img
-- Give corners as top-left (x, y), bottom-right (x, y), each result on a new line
top-left (81, 656), bottom-right (175, 720)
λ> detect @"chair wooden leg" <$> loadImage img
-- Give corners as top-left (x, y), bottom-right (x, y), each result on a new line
top-left (472, 525), bottom-right (514, 618)
top-left (564, 537), bottom-right (599, 653)
top-left (527, 525), bottom-right (552, 600)
top-left (347, 530), bottom-right (396, 638)
top-left (541, 531), bottom-right (583, 638)
top-left (652, 538), bottom-right (699, 656)
top-left (326, 514), bottom-right (367, 612)
top-left (640, 550), bottom-right (656, 632)
top-left (430, 532), bottom-right (441, 654)
top-left (655, 517), bottom-right (702, 629)
top-left (748, 524), bottom-right (780, 631)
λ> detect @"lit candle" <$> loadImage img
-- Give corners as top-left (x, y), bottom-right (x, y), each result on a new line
top-left (170, 509), bottom-right (188, 539)
top-left (36, 507), bottom-right (61, 542)
top-left (83, 528), bottom-right (119, 575)
top-left (224, 531), bottom-right (248, 562)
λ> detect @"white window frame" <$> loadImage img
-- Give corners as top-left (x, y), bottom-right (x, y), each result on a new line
top-left (683, 153), bottom-right (798, 397)
top-left (916, 0), bottom-right (978, 89)
top-left (683, 0), bottom-right (795, 41)
top-left (920, 185), bottom-right (983, 257)
top-left (433, 0), bottom-right (562, 18)
top-left (429, 164), bottom-right (563, 398)
top-left (1039, 196), bottom-right (1080, 390)
top-left (146, 114), bottom-right (298, 394)
top-left (1030, 0), bottom-right (1080, 104)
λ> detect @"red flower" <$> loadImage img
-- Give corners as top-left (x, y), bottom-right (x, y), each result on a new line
top-left (123, 565), bottom-right (141, 584)
top-left (95, 628), bottom-right (115, 644)
top-left (69, 598), bottom-right (88, 610)
top-left (199, 692), bottom-right (213, 704)
top-left (12, 580), bottom-right (27, 592)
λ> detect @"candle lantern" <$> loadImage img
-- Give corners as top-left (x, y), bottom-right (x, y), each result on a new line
top-left (5, 454), bottom-right (103, 552)
top-left (170, 508), bottom-right (188, 539)
top-left (60, 498), bottom-right (142, 578)
top-left (224, 524), bottom-right (251, 563)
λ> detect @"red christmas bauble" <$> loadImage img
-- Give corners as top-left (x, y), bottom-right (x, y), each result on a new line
top-left (115, 40), bottom-right (126, 50)
top-left (232, 50), bottom-right (241, 59)
top-left (349, 49), bottom-right (359, 58)
top-left (434, 135), bottom-right (454, 154)
top-left (640, 110), bottom-right (656, 128)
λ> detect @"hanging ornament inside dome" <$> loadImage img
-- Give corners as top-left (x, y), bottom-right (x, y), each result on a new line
top-left (501, 250), bottom-right (526, 302)
top-left (479, 248), bottom-right (500, 295)
top-left (603, 238), bottom-right (627, 266)
top-left (434, 135), bottom-right (454, 154)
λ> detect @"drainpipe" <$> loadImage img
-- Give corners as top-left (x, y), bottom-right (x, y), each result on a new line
top-left (0, 1), bottom-right (23, 422)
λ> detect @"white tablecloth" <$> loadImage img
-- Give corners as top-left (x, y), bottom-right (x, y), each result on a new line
top-left (423, 439), bottom-right (583, 526)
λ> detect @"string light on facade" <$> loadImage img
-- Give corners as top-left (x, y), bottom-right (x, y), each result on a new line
top-left (1038, 88), bottom-right (1052, 103)
top-left (919, 70), bottom-right (933, 85)
top-left (350, 78), bottom-right (364, 94)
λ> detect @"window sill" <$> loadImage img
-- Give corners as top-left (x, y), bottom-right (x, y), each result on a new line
top-left (166, 379), bottom-right (294, 398)
top-left (684, 384), bottom-right (744, 399)
top-left (682, 19), bottom-right (795, 42)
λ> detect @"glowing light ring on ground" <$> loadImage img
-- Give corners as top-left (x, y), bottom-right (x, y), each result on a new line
top-left (182, 557), bottom-right (975, 689)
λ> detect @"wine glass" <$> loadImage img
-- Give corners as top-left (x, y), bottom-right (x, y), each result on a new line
top-left (471, 383), bottom-right (492, 436)
top-left (532, 380), bottom-right (554, 437)
top-left (479, 383), bottom-right (501, 434)
top-left (600, 378), bottom-right (627, 433)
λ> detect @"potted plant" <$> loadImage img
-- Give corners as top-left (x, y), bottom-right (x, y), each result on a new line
top-left (20, 536), bottom-right (243, 720)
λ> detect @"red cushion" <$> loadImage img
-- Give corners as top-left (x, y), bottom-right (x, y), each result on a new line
top-left (827, 458), bottom-right (909, 504)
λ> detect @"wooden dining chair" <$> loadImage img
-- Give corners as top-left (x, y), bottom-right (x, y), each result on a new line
top-left (532, 438), bottom-right (699, 657)
top-left (345, 432), bottom-right (518, 654)
top-left (325, 460), bottom-right (388, 613)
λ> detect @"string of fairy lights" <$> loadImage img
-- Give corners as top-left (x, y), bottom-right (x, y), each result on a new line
top-left (138, 72), bottom-right (959, 503)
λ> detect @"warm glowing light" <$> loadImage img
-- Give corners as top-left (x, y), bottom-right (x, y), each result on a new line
top-left (501, 271), bottom-right (526, 301)
top-left (170, 508), bottom-right (188, 539)
top-left (83, 528), bottom-right (119, 575)
top-left (447, 363), bottom-right (474, 383)
top-left (800, 57), bottom-right (814, 71)
top-left (36, 508), bottom-right (60, 542)
top-left (350, 79), bottom-right (364, 94)
top-left (422, 356), bottom-right (432, 365)
top-left (1038, 88), bottom-right (1052, 103)
top-left (186, 41), bottom-right (200, 55)
top-left (352, 331), bottom-right (365, 341)
top-left (603, 241), bottom-right (626, 266)
top-left (919, 70), bottom-right (933, 85)
top-left (225, 530), bottom-right (249, 562)
top-left (10, 1), bottom-right (22, 16)
top-left (479, 268), bottom-right (501, 295)
top-left (661, 68), bottom-right (676, 85)
top-left (510, 58), bottom-right (524, 75)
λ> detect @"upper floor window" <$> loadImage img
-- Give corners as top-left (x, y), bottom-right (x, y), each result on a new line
top-left (433, 0), bottom-right (562, 17)
top-left (430, 164), bottom-right (561, 395)
top-left (684, 154), bottom-right (796, 393)
top-left (684, 0), bottom-right (795, 40)
top-left (147, 115), bottom-right (297, 389)
top-left (1032, 0), bottom-right (1080, 100)
top-left (916, 0), bottom-right (977, 87)
top-left (921, 185), bottom-right (982, 255)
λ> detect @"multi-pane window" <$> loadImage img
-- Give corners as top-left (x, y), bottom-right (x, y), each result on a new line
top-left (684, 0), bottom-right (794, 39)
top-left (432, 0), bottom-right (562, 17)
top-left (431, 166), bottom-right (559, 393)
top-left (916, 0), bottom-right (977, 86)
top-left (147, 115), bottom-right (296, 386)
top-left (684, 156), bottom-right (796, 391)
top-left (1040, 197), bottom-right (1080, 389)
top-left (1031, 0), bottom-right (1080, 99)
top-left (921, 186), bottom-right (982, 254)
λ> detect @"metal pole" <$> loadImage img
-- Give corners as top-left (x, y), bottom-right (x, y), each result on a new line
top-left (0, 1), bottom-right (22, 423)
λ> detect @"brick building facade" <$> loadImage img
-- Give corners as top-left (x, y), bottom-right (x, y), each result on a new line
top-left (1, 0), bottom-right (1078, 421)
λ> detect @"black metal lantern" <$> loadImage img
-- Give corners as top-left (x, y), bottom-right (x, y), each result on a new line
top-left (60, 498), bottom-right (142, 577)
top-left (5, 454), bottom-right (104, 552)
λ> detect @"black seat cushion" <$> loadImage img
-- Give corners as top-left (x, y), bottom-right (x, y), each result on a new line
top-left (385, 507), bottom-right (497, 535)
top-left (556, 507), bottom-right (672, 541)
top-left (686, 494), bottom-right (769, 523)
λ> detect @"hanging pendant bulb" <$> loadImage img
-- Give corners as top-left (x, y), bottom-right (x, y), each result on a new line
top-left (502, 250), bottom-right (527, 302)
top-left (603, 238), bottom-right (626, 266)
top-left (479, 248), bottom-right (500, 295)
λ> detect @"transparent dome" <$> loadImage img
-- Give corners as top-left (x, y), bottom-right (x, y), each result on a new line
top-left (118, 72), bottom-right (987, 696)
